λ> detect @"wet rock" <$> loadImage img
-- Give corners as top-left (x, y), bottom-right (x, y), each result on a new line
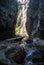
top-left (31, 50), bottom-right (43, 63)
top-left (0, 49), bottom-right (12, 65)
top-left (24, 61), bottom-right (33, 65)
top-left (25, 47), bottom-right (44, 65)
top-left (33, 38), bottom-right (44, 62)
top-left (26, 38), bottom-right (33, 43)
top-left (33, 38), bottom-right (44, 51)
top-left (5, 45), bottom-right (26, 64)
top-left (0, 59), bottom-right (11, 65)
top-left (5, 36), bottom-right (23, 43)
top-left (0, 59), bottom-right (19, 65)
top-left (0, 41), bottom-right (23, 65)
top-left (33, 38), bottom-right (44, 46)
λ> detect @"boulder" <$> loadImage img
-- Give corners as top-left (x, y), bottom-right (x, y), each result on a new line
top-left (0, 59), bottom-right (12, 65)
top-left (25, 46), bottom-right (44, 65)
top-left (5, 45), bottom-right (26, 64)
top-left (0, 59), bottom-right (18, 65)
top-left (33, 38), bottom-right (44, 45)
top-left (0, 49), bottom-right (12, 65)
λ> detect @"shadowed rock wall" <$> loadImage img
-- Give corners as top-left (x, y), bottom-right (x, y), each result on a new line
top-left (0, 0), bottom-right (18, 40)
top-left (39, 0), bottom-right (44, 39)
top-left (26, 0), bottom-right (44, 39)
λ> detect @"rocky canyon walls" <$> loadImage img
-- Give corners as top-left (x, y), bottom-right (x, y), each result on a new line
top-left (26, 0), bottom-right (39, 39)
top-left (38, 0), bottom-right (44, 39)
top-left (0, 0), bottom-right (44, 40)
top-left (20, 0), bottom-right (44, 40)
top-left (0, 0), bottom-right (18, 40)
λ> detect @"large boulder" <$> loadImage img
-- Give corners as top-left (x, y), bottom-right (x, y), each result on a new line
top-left (0, 48), bottom-right (12, 65)
top-left (0, 0), bottom-right (18, 40)
top-left (25, 48), bottom-right (44, 65)
top-left (5, 45), bottom-right (26, 64)
top-left (0, 58), bottom-right (18, 65)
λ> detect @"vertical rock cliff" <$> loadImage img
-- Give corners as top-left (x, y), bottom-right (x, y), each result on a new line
top-left (0, 0), bottom-right (18, 40)
top-left (26, 0), bottom-right (44, 39)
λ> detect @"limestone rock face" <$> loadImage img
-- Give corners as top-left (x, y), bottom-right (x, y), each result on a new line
top-left (0, 0), bottom-right (18, 40)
